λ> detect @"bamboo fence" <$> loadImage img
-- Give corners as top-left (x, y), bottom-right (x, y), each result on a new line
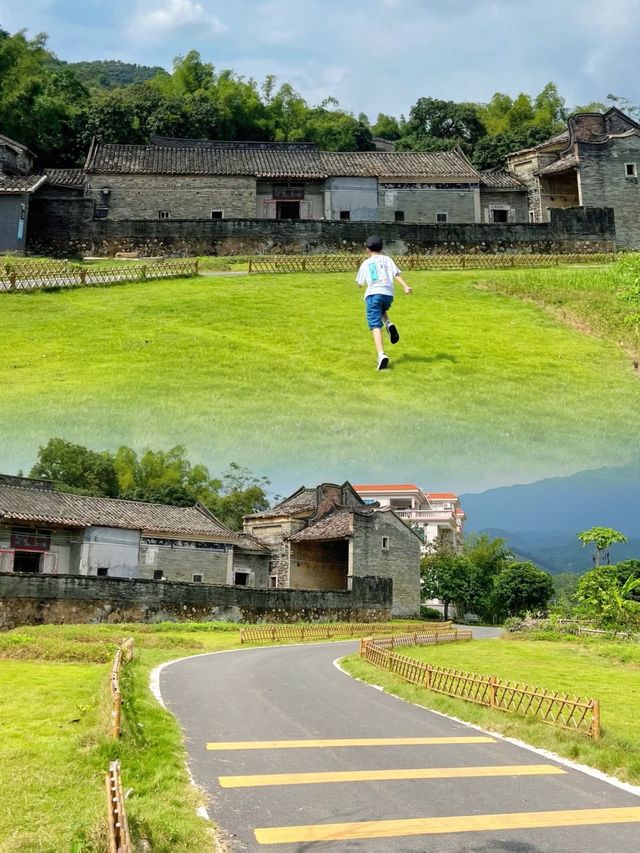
top-left (105, 760), bottom-right (132, 853)
top-left (110, 638), bottom-right (135, 740)
top-left (247, 252), bottom-right (615, 275)
top-left (360, 639), bottom-right (600, 739)
top-left (239, 621), bottom-right (449, 644)
top-left (0, 258), bottom-right (198, 292)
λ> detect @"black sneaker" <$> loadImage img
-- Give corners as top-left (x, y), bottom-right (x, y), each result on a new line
top-left (387, 323), bottom-right (400, 344)
top-left (377, 352), bottom-right (389, 370)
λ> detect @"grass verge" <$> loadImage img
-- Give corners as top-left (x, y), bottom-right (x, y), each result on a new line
top-left (340, 636), bottom-right (640, 786)
top-left (0, 620), bottom-right (417, 851)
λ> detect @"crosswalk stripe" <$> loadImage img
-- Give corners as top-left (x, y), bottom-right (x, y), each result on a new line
top-left (220, 763), bottom-right (565, 788)
top-left (206, 736), bottom-right (495, 750)
top-left (254, 806), bottom-right (640, 844)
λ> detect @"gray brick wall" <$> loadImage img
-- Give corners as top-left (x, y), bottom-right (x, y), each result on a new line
top-left (139, 541), bottom-right (231, 583)
top-left (350, 512), bottom-right (421, 617)
top-left (479, 190), bottom-right (529, 223)
top-left (378, 186), bottom-right (478, 224)
top-left (87, 174), bottom-right (256, 220)
top-left (578, 137), bottom-right (640, 248)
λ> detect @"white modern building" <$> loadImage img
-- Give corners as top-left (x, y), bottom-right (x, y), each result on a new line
top-left (352, 484), bottom-right (465, 553)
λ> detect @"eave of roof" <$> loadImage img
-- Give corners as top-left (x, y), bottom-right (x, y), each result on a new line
top-left (0, 174), bottom-right (47, 194)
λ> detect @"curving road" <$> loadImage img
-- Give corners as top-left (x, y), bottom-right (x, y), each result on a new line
top-left (160, 641), bottom-right (640, 852)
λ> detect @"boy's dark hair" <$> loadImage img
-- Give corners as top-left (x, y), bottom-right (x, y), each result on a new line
top-left (365, 235), bottom-right (383, 251)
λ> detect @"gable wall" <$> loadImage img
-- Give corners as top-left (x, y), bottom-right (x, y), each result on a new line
top-left (350, 512), bottom-right (420, 616)
top-left (578, 137), bottom-right (640, 248)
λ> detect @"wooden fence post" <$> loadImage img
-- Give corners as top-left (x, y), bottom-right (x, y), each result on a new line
top-left (271, 625), bottom-right (276, 643)
top-left (8, 270), bottom-right (16, 291)
top-left (489, 676), bottom-right (497, 708)
top-left (248, 259), bottom-right (253, 273)
top-left (592, 699), bottom-right (601, 740)
top-left (194, 258), bottom-right (199, 276)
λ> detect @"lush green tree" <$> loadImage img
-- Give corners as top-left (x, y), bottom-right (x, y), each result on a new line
top-left (421, 549), bottom-right (474, 620)
top-left (493, 561), bottom-right (554, 618)
top-left (577, 527), bottom-right (628, 567)
top-left (371, 112), bottom-right (402, 140)
top-left (462, 533), bottom-right (510, 620)
top-left (407, 97), bottom-right (486, 147)
top-left (29, 438), bottom-right (119, 497)
top-left (471, 125), bottom-right (556, 170)
top-left (576, 565), bottom-right (640, 631)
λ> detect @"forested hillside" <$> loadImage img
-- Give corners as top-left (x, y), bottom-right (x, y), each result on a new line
top-left (1, 27), bottom-right (634, 169)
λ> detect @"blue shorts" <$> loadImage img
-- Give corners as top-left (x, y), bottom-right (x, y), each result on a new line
top-left (365, 294), bottom-right (393, 329)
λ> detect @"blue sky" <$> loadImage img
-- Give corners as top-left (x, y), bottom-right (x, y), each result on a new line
top-left (3, 0), bottom-right (639, 119)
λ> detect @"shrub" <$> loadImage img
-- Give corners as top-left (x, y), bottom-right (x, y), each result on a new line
top-left (420, 605), bottom-right (443, 620)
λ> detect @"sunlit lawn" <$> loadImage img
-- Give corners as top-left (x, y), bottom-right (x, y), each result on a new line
top-left (1, 268), bottom-right (639, 490)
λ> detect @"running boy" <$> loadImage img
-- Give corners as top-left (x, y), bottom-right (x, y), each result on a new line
top-left (356, 235), bottom-right (413, 370)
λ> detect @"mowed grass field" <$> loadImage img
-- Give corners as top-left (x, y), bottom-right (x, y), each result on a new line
top-left (1, 267), bottom-right (639, 488)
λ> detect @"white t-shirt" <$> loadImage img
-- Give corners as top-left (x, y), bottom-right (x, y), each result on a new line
top-left (356, 254), bottom-right (400, 299)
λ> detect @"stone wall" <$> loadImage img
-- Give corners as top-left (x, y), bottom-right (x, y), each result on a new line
top-left (578, 137), bottom-right (640, 248)
top-left (0, 572), bottom-right (392, 628)
top-left (87, 174), bottom-right (256, 220)
top-left (26, 201), bottom-right (616, 257)
top-left (350, 512), bottom-right (421, 617)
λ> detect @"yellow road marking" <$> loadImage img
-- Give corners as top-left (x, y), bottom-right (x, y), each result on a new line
top-left (254, 807), bottom-right (640, 844)
top-left (220, 763), bottom-right (565, 788)
top-left (207, 736), bottom-right (495, 751)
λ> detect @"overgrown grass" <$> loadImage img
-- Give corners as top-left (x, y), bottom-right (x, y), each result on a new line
top-left (341, 636), bottom-right (640, 785)
top-left (1, 267), bottom-right (639, 490)
top-left (479, 261), bottom-right (640, 357)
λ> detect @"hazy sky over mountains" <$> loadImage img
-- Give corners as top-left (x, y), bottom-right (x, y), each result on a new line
top-left (4, 0), bottom-right (638, 117)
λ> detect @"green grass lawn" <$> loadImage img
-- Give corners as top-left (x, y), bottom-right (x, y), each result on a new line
top-left (1, 267), bottom-right (639, 491)
top-left (0, 621), bottom-right (416, 851)
top-left (342, 636), bottom-right (640, 785)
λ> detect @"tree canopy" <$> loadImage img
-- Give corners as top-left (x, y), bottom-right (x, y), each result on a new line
top-left (3, 26), bottom-right (636, 170)
top-left (29, 438), bottom-right (271, 531)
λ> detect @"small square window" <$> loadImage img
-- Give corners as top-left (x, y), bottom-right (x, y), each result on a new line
top-left (382, 536), bottom-right (390, 551)
top-left (234, 571), bottom-right (249, 586)
top-left (270, 575), bottom-right (278, 588)
top-left (211, 210), bottom-right (223, 219)
top-left (625, 163), bottom-right (637, 178)
top-left (96, 567), bottom-right (108, 577)
top-left (339, 210), bottom-right (350, 220)
top-left (158, 210), bottom-right (171, 220)
top-left (192, 573), bottom-right (203, 583)
top-left (394, 210), bottom-right (405, 222)
top-left (153, 569), bottom-right (164, 580)
top-left (436, 212), bottom-right (448, 223)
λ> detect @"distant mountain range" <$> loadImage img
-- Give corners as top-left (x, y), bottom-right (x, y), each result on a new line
top-left (461, 464), bottom-right (640, 574)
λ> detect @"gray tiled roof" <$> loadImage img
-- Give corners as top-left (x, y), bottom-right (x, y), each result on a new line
top-left (535, 152), bottom-right (579, 176)
top-left (0, 174), bottom-right (47, 194)
top-left (44, 168), bottom-right (85, 187)
top-left (86, 143), bottom-right (480, 180)
top-left (0, 481), bottom-right (243, 540)
top-left (288, 509), bottom-right (353, 541)
top-left (247, 487), bottom-right (317, 519)
top-left (480, 169), bottom-right (526, 189)
top-left (508, 131), bottom-right (569, 158)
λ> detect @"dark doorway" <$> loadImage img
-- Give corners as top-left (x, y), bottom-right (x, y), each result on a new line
top-left (492, 209), bottom-right (509, 223)
top-left (277, 201), bottom-right (301, 220)
top-left (14, 551), bottom-right (42, 573)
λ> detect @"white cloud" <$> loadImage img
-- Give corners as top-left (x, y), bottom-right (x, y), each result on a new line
top-left (127, 0), bottom-right (228, 43)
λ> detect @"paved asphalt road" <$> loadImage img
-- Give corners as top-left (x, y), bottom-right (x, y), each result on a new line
top-left (160, 641), bottom-right (640, 852)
